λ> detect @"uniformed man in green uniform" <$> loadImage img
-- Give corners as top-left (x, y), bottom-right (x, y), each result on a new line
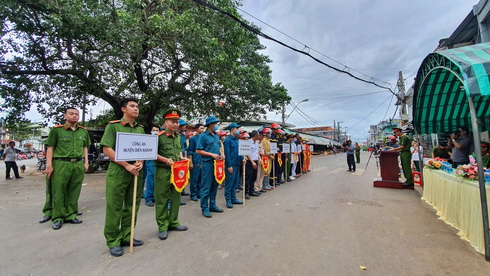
top-left (391, 127), bottom-right (413, 186)
top-left (100, 98), bottom-right (145, 257)
top-left (41, 107), bottom-right (90, 230)
top-left (154, 109), bottom-right (189, 241)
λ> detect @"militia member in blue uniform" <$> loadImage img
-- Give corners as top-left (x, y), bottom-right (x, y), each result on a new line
top-left (188, 123), bottom-right (205, 201)
top-left (100, 98), bottom-right (145, 257)
top-left (196, 116), bottom-right (225, 218)
top-left (42, 107), bottom-right (91, 230)
top-left (223, 122), bottom-right (244, 208)
top-left (154, 109), bottom-right (189, 241)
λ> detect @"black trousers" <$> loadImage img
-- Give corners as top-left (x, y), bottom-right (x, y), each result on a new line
top-left (245, 160), bottom-right (258, 195)
top-left (347, 155), bottom-right (356, 171)
top-left (5, 161), bottom-right (20, 179)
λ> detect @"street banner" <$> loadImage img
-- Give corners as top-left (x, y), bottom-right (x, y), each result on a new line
top-left (282, 143), bottom-right (291, 153)
top-left (214, 159), bottom-right (226, 185)
top-left (261, 155), bottom-right (270, 171)
top-left (115, 132), bottom-right (158, 161)
top-left (270, 142), bottom-right (278, 154)
top-left (171, 160), bottom-right (190, 193)
top-left (238, 139), bottom-right (252, 156)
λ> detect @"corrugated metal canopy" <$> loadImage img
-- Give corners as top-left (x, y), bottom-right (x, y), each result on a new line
top-left (413, 43), bottom-right (490, 134)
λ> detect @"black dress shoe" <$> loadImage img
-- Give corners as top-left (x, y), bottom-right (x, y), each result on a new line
top-left (65, 218), bottom-right (83, 224)
top-left (39, 215), bottom-right (51, 223)
top-left (250, 192), bottom-right (260, 197)
top-left (158, 231), bottom-right (168, 240)
top-left (180, 201), bottom-right (186, 206)
top-left (77, 212), bottom-right (83, 216)
top-left (121, 239), bottom-right (144, 247)
top-left (245, 195), bottom-right (250, 199)
top-left (16, 176), bottom-right (23, 179)
top-left (169, 225), bottom-right (188, 231)
top-left (52, 221), bottom-right (62, 230)
top-left (260, 190), bottom-right (267, 193)
top-left (109, 246), bottom-right (123, 257)
top-left (181, 191), bottom-right (189, 196)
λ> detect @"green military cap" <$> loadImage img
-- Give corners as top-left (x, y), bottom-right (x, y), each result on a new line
top-left (163, 108), bottom-right (181, 120)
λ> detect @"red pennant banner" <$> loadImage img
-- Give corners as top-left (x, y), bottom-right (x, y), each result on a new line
top-left (171, 160), bottom-right (190, 193)
top-left (214, 159), bottom-right (226, 185)
top-left (261, 155), bottom-right (269, 171)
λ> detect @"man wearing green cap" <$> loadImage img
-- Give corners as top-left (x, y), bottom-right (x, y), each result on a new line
top-left (41, 107), bottom-right (90, 230)
top-left (154, 109), bottom-right (189, 241)
top-left (100, 98), bottom-right (145, 257)
top-left (391, 127), bottom-right (413, 186)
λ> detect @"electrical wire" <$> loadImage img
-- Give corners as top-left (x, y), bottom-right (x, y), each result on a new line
top-left (348, 95), bottom-right (393, 129)
top-left (192, 0), bottom-right (398, 96)
top-left (237, 7), bottom-right (392, 87)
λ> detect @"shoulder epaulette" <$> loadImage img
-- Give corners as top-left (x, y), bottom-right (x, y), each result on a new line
top-left (157, 130), bottom-right (165, 136)
top-left (54, 125), bottom-right (64, 128)
top-left (78, 126), bottom-right (87, 130)
top-left (109, 120), bottom-right (121, 124)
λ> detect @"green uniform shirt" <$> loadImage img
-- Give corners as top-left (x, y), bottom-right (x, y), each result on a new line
top-left (45, 124), bottom-right (91, 158)
top-left (399, 135), bottom-right (411, 152)
top-left (100, 118), bottom-right (145, 150)
top-left (155, 129), bottom-right (182, 167)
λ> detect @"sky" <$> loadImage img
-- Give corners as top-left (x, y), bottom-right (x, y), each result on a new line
top-left (238, 0), bottom-right (477, 141)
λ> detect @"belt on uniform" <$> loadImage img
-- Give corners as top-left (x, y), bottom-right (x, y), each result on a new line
top-left (54, 157), bottom-right (84, 162)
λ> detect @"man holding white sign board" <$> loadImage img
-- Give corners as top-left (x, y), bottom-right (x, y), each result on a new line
top-left (100, 98), bottom-right (151, 257)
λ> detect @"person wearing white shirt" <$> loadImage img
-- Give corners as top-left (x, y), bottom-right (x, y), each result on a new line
top-left (290, 141), bottom-right (298, 180)
top-left (2, 141), bottom-right (22, 180)
top-left (245, 131), bottom-right (261, 198)
top-left (411, 141), bottom-right (423, 172)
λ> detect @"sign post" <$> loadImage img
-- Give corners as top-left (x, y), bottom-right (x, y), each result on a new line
top-left (309, 145), bottom-right (314, 171)
top-left (238, 140), bottom-right (252, 206)
top-left (270, 143), bottom-right (278, 188)
top-left (115, 132), bottom-right (158, 253)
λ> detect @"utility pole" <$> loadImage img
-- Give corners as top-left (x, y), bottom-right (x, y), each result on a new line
top-left (337, 121), bottom-right (343, 142)
top-left (397, 71), bottom-right (408, 125)
top-left (333, 120), bottom-right (336, 141)
top-left (281, 102), bottom-right (286, 126)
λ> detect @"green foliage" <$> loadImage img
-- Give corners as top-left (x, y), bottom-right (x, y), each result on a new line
top-left (0, 0), bottom-right (291, 129)
top-left (4, 119), bottom-right (43, 143)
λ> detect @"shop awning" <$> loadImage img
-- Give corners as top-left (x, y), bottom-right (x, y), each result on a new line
top-left (412, 43), bottom-right (490, 134)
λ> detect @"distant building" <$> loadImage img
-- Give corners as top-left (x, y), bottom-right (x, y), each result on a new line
top-left (369, 119), bottom-right (402, 145)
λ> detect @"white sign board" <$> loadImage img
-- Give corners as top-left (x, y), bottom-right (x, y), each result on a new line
top-left (297, 144), bottom-right (303, 152)
top-left (115, 132), bottom-right (158, 161)
top-left (270, 142), bottom-right (278, 154)
top-left (310, 145), bottom-right (314, 152)
top-left (282, 143), bottom-right (291, 153)
top-left (238, 139), bottom-right (252, 156)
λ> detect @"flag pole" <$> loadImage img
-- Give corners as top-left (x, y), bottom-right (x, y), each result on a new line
top-left (129, 174), bottom-right (138, 253)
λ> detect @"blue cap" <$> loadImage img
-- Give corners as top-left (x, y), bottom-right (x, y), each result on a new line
top-left (179, 118), bottom-right (188, 126)
top-left (224, 122), bottom-right (241, 130)
top-left (205, 116), bottom-right (220, 126)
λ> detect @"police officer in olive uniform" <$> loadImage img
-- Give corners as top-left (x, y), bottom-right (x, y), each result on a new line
top-left (391, 127), bottom-right (413, 186)
top-left (41, 107), bottom-right (90, 230)
top-left (154, 109), bottom-right (189, 241)
top-left (100, 98), bottom-right (145, 257)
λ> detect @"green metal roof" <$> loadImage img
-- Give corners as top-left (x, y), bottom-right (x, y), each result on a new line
top-left (413, 43), bottom-right (490, 134)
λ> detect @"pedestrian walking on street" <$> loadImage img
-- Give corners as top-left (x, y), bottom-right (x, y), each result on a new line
top-left (2, 141), bottom-right (22, 180)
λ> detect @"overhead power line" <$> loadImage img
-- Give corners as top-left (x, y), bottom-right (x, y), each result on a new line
top-left (192, 0), bottom-right (397, 96)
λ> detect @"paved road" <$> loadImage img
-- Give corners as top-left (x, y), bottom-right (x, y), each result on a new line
top-left (1, 152), bottom-right (489, 275)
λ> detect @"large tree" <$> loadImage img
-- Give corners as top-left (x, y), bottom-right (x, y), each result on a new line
top-left (0, 0), bottom-right (290, 128)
